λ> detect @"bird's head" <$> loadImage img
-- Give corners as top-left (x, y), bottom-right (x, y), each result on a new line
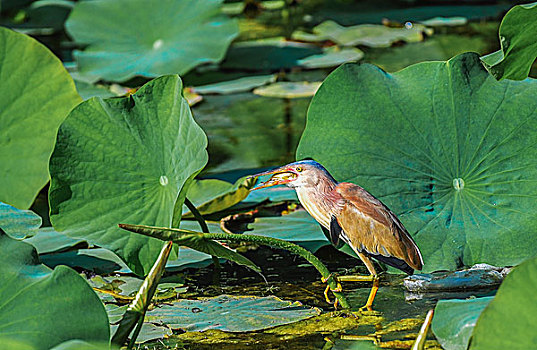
top-left (249, 160), bottom-right (335, 190)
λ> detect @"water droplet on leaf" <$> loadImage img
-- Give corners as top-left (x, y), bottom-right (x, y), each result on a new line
top-left (159, 175), bottom-right (168, 186)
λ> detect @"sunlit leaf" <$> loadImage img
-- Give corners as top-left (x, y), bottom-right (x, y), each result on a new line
top-left (0, 27), bottom-right (81, 209)
top-left (296, 20), bottom-right (432, 48)
top-left (0, 230), bottom-right (109, 349)
top-left (253, 82), bottom-right (321, 98)
top-left (298, 47), bottom-right (364, 69)
top-left (469, 256), bottom-right (537, 350)
top-left (145, 295), bottom-right (321, 332)
top-left (419, 16), bottom-right (467, 27)
top-left (0, 202), bottom-right (41, 239)
top-left (65, 0), bottom-right (238, 82)
top-left (49, 75), bottom-right (208, 276)
top-left (432, 297), bottom-right (493, 350)
top-left (182, 177), bottom-right (256, 217)
top-left (297, 53), bottom-right (537, 272)
top-left (481, 2), bottom-right (537, 80)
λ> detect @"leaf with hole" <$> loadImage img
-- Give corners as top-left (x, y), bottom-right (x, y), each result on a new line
top-left (297, 53), bottom-right (537, 272)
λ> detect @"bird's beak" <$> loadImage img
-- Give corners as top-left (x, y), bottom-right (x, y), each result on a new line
top-left (248, 166), bottom-right (298, 191)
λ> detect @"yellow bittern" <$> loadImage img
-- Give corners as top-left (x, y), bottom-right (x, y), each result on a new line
top-left (250, 160), bottom-right (423, 311)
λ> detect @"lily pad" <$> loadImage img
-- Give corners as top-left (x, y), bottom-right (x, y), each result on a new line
top-left (298, 47), bottom-right (364, 69)
top-left (243, 183), bottom-right (298, 203)
top-left (469, 256), bottom-right (537, 350)
top-left (297, 53), bottom-right (537, 272)
top-left (432, 297), bottom-right (493, 350)
top-left (145, 295), bottom-right (321, 332)
top-left (481, 2), bottom-right (537, 81)
top-left (65, 0), bottom-right (238, 82)
top-left (49, 75), bottom-right (208, 276)
top-left (242, 210), bottom-right (329, 252)
top-left (221, 39), bottom-right (322, 71)
top-left (298, 20), bottom-right (432, 48)
top-left (40, 248), bottom-right (130, 274)
top-left (0, 27), bottom-right (81, 209)
top-left (182, 177), bottom-right (256, 217)
top-left (254, 82), bottom-right (321, 98)
top-left (0, 230), bottom-right (109, 349)
top-left (24, 227), bottom-right (86, 254)
top-left (420, 16), bottom-right (468, 27)
top-left (193, 74), bottom-right (277, 95)
top-left (0, 202), bottom-right (41, 239)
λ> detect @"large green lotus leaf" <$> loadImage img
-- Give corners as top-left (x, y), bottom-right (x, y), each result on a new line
top-left (0, 27), bottom-right (81, 209)
top-left (469, 256), bottom-right (537, 350)
top-left (50, 340), bottom-right (116, 350)
top-left (0, 230), bottom-right (109, 349)
top-left (40, 248), bottom-right (130, 274)
top-left (145, 295), bottom-right (321, 332)
top-left (0, 202), bottom-right (41, 239)
top-left (65, 0), bottom-right (238, 82)
top-left (49, 75), bottom-right (208, 276)
top-left (481, 2), bottom-right (537, 81)
top-left (297, 53), bottom-right (537, 272)
top-left (182, 177), bottom-right (256, 217)
top-left (432, 297), bottom-right (493, 350)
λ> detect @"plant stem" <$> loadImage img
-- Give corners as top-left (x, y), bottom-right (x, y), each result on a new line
top-left (184, 197), bottom-right (209, 233)
top-left (197, 232), bottom-right (348, 308)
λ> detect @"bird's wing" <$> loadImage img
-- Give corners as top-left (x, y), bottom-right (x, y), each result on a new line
top-left (335, 182), bottom-right (423, 271)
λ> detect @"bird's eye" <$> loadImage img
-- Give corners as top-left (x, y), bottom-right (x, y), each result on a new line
top-left (296, 166), bottom-right (303, 172)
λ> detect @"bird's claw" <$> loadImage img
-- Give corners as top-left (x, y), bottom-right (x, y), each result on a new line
top-left (358, 305), bottom-right (382, 316)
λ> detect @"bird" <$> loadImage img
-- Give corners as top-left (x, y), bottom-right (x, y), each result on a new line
top-left (250, 159), bottom-right (423, 311)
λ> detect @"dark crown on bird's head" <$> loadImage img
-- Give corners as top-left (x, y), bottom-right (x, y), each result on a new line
top-left (287, 159), bottom-right (337, 183)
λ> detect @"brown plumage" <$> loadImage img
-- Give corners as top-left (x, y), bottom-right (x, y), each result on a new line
top-left (250, 160), bottom-right (423, 310)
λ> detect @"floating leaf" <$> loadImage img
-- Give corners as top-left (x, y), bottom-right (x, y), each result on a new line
top-left (74, 80), bottom-right (116, 100)
top-left (254, 82), bottom-right (321, 98)
top-left (49, 75), bottom-right (208, 276)
top-left (40, 248), bottom-right (130, 274)
top-left (0, 230), bottom-right (109, 349)
top-left (298, 47), bottom-right (364, 69)
top-left (432, 297), bottom-right (493, 350)
top-left (65, 0), bottom-right (238, 82)
top-left (243, 210), bottom-right (329, 253)
top-left (182, 177), bottom-right (256, 217)
top-left (221, 39), bottom-right (322, 70)
top-left (0, 202), bottom-right (41, 239)
top-left (420, 16), bottom-right (468, 27)
top-left (469, 256), bottom-right (537, 350)
top-left (193, 74), bottom-right (277, 95)
top-left (24, 227), bottom-right (86, 254)
top-left (297, 53), bottom-right (537, 272)
top-left (145, 295), bottom-right (321, 332)
top-left (0, 27), bottom-right (81, 209)
top-left (481, 2), bottom-right (537, 81)
top-left (119, 223), bottom-right (261, 273)
top-left (299, 20), bottom-right (432, 48)
top-left (243, 183), bottom-right (298, 203)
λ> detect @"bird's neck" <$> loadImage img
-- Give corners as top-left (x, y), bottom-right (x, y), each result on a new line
top-left (295, 178), bottom-right (342, 230)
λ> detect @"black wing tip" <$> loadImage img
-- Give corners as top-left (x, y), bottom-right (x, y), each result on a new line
top-left (370, 253), bottom-right (415, 275)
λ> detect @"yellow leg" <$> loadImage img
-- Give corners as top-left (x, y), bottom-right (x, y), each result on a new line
top-left (359, 275), bottom-right (380, 312)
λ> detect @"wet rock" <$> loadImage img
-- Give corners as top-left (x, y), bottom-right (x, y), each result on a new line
top-left (403, 264), bottom-right (511, 293)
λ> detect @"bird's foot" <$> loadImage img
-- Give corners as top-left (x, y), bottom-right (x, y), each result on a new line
top-left (358, 305), bottom-right (382, 316)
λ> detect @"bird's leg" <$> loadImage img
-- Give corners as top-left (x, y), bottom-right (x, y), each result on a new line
top-left (359, 275), bottom-right (380, 313)
top-left (321, 273), bottom-right (342, 307)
